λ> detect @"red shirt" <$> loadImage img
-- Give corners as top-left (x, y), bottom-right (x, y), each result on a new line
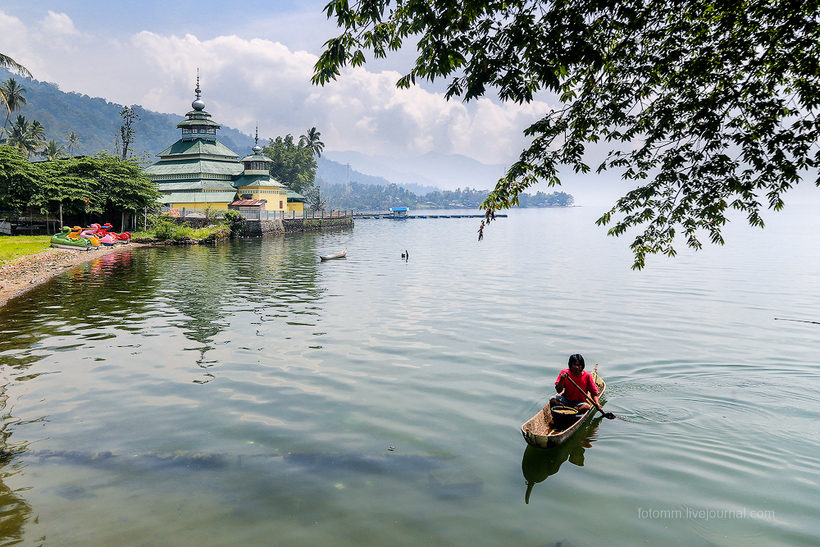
top-left (555, 368), bottom-right (599, 402)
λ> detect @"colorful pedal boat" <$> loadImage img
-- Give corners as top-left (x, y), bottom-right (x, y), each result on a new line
top-left (51, 226), bottom-right (93, 250)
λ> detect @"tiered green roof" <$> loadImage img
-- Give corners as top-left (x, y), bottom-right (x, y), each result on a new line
top-left (147, 78), bottom-right (294, 208)
top-left (234, 143), bottom-right (281, 188)
top-left (234, 174), bottom-right (281, 187)
top-left (146, 77), bottom-right (245, 204)
top-left (155, 139), bottom-right (240, 159)
top-left (177, 115), bottom-right (221, 130)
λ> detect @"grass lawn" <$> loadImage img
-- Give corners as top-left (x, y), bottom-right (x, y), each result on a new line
top-left (0, 235), bottom-right (52, 266)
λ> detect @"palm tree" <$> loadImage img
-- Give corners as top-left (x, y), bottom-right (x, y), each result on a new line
top-left (0, 89), bottom-right (7, 125)
top-left (0, 53), bottom-right (32, 78)
top-left (5, 114), bottom-right (30, 150)
top-left (29, 120), bottom-right (46, 159)
top-left (6, 115), bottom-right (46, 158)
top-left (1, 78), bottom-right (28, 130)
top-left (299, 127), bottom-right (325, 158)
top-left (1, 55), bottom-right (30, 131)
top-left (41, 139), bottom-right (68, 161)
top-left (68, 131), bottom-right (80, 156)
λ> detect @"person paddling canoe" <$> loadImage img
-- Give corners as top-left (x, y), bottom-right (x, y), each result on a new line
top-left (549, 354), bottom-right (601, 413)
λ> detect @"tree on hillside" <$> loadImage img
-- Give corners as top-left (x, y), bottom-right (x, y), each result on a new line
top-left (119, 106), bottom-right (139, 160)
top-left (314, 0), bottom-right (820, 268)
top-left (68, 131), bottom-right (80, 156)
top-left (300, 127), bottom-right (325, 158)
top-left (262, 134), bottom-right (317, 194)
top-left (40, 140), bottom-right (68, 161)
top-left (518, 191), bottom-right (574, 208)
top-left (1, 78), bottom-right (28, 130)
top-left (304, 185), bottom-right (327, 211)
top-left (5, 115), bottom-right (45, 158)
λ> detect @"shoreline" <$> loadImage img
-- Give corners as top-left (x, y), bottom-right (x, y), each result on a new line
top-left (0, 243), bottom-right (148, 308)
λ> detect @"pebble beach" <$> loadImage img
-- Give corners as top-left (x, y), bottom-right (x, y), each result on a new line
top-left (0, 244), bottom-right (146, 307)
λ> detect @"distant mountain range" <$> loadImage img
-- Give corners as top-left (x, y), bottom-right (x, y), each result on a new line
top-left (322, 150), bottom-right (508, 194)
top-left (0, 69), bottom-right (255, 158)
top-left (2, 69), bottom-right (510, 196)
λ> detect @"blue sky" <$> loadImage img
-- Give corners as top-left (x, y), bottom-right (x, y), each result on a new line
top-left (6, 0), bottom-right (332, 49)
top-left (1, 0), bottom-right (550, 170)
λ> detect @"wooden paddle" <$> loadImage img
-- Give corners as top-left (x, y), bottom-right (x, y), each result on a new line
top-left (561, 370), bottom-right (616, 420)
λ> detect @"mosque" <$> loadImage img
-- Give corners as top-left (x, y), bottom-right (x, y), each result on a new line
top-left (144, 78), bottom-right (303, 213)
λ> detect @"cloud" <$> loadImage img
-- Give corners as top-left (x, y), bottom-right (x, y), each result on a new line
top-left (1, 9), bottom-right (553, 165)
top-left (128, 30), bottom-right (554, 164)
top-left (0, 10), bottom-right (40, 71)
top-left (38, 10), bottom-right (83, 37)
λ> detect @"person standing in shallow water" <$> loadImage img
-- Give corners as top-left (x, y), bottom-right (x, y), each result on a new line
top-left (549, 354), bottom-right (601, 413)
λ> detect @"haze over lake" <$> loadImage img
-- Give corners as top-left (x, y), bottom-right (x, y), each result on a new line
top-left (0, 206), bottom-right (818, 546)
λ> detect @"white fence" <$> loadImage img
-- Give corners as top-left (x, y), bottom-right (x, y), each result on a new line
top-left (158, 207), bottom-right (353, 221)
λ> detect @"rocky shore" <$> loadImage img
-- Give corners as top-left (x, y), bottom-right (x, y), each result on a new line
top-left (0, 243), bottom-right (147, 307)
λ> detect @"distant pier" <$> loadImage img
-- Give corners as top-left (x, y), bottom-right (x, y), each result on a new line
top-left (354, 212), bottom-right (507, 220)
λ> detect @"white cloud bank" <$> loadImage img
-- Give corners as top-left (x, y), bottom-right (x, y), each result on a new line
top-left (1, 9), bottom-right (554, 165)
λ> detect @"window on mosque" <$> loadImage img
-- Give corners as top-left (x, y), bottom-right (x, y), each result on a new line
top-left (182, 127), bottom-right (217, 135)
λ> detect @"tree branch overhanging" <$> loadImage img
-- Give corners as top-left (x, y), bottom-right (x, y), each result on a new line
top-left (313, 0), bottom-right (820, 268)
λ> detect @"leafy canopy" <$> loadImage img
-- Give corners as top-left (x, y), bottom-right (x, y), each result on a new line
top-left (262, 134), bottom-right (317, 194)
top-left (0, 144), bottom-right (40, 212)
top-left (313, 0), bottom-right (820, 268)
top-left (0, 145), bottom-right (160, 217)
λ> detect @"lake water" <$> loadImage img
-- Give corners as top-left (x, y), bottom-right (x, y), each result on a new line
top-left (0, 206), bottom-right (818, 547)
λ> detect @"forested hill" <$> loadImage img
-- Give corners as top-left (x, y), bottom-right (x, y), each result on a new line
top-left (2, 71), bottom-right (574, 206)
top-left (1, 70), bottom-right (406, 189)
top-left (0, 69), bottom-right (255, 158)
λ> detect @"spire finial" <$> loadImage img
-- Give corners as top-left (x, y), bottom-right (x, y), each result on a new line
top-left (252, 125), bottom-right (262, 153)
top-left (192, 69), bottom-right (205, 111)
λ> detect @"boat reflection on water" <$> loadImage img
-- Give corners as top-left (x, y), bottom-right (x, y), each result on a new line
top-left (521, 415), bottom-right (603, 504)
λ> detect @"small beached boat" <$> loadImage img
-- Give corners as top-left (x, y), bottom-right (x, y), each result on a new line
top-left (50, 226), bottom-right (93, 250)
top-left (521, 364), bottom-right (607, 449)
top-left (99, 223), bottom-right (131, 244)
top-left (320, 249), bottom-right (347, 261)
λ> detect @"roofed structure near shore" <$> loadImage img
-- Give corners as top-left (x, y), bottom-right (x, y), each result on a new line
top-left (144, 76), bottom-right (295, 213)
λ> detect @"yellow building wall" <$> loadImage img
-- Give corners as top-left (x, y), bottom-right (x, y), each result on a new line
top-left (287, 201), bottom-right (304, 213)
top-left (236, 187), bottom-right (288, 212)
top-left (169, 201), bottom-right (230, 211)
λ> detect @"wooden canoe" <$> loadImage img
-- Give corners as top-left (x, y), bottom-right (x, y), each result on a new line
top-left (320, 249), bottom-right (347, 261)
top-left (521, 364), bottom-right (606, 449)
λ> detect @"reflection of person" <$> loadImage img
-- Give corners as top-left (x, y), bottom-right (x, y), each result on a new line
top-left (549, 354), bottom-right (600, 413)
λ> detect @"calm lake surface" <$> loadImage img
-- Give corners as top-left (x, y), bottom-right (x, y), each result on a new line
top-left (1, 206), bottom-right (818, 547)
